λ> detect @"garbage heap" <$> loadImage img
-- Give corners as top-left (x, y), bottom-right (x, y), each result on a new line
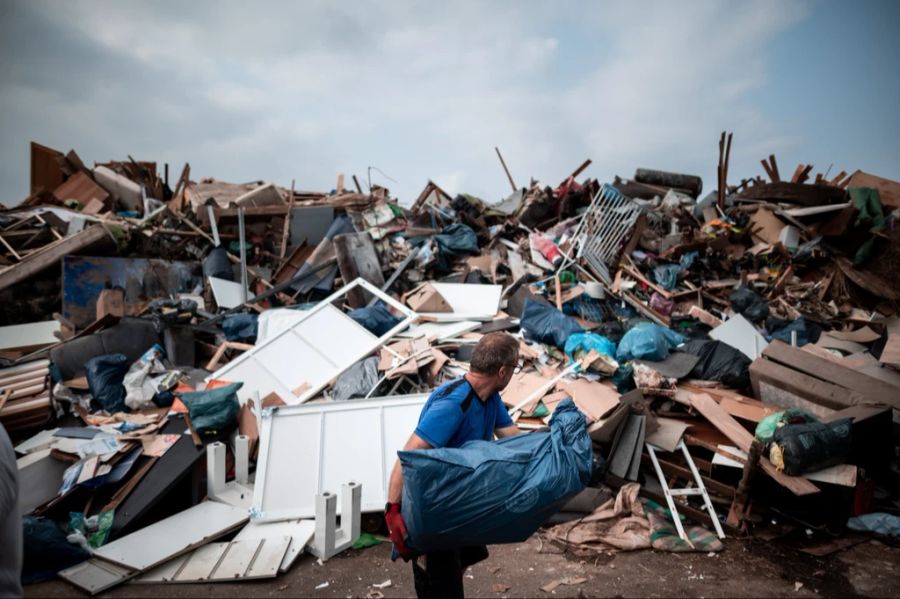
top-left (2, 140), bottom-right (899, 592)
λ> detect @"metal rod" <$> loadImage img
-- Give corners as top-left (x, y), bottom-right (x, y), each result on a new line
top-left (238, 207), bottom-right (248, 303)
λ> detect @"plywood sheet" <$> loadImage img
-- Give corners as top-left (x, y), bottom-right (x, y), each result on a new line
top-left (645, 417), bottom-right (690, 452)
top-left (253, 394), bottom-right (427, 521)
top-left (0, 321), bottom-right (60, 351)
top-left (94, 501), bottom-right (248, 571)
top-left (555, 378), bottom-right (620, 421)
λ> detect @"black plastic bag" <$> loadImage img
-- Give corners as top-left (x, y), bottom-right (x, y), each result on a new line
top-left (348, 302), bottom-right (402, 336)
top-left (202, 246), bottom-right (233, 280)
top-left (730, 286), bottom-right (769, 321)
top-left (223, 313), bottom-right (258, 341)
top-left (22, 516), bottom-right (91, 584)
top-left (767, 317), bottom-right (821, 346)
top-left (680, 339), bottom-right (751, 390)
top-left (771, 418), bottom-right (852, 475)
top-left (85, 354), bottom-right (129, 413)
top-left (520, 298), bottom-right (584, 349)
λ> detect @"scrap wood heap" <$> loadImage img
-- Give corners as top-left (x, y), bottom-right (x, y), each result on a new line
top-left (2, 136), bottom-right (900, 593)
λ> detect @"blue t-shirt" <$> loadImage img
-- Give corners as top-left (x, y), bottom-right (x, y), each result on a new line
top-left (415, 378), bottom-right (514, 449)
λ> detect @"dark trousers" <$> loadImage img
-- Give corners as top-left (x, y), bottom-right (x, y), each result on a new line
top-left (411, 545), bottom-right (489, 599)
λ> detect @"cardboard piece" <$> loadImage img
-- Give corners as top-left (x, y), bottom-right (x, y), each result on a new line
top-left (555, 378), bottom-right (620, 422)
top-left (645, 417), bottom-right (690, 452)
top-left (826, 326), bottom-right (881, 343)
top-left (402, 283), bottom-right (452, 313)
top-left (96, 288), bottom-right (125, 320)
top-left (749, 208), bottom-right (786, 245)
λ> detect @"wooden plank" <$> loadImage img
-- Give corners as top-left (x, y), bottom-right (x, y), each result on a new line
top-left (30, 141), bottom-right (65, 195)
top-left (0, 225), bottom-right (112, 292)
top-left (879, 334), bottom-right (900, 366)
top-left (52, 171), bottom-right (110, 206)
top-left (750, 359), bottom-right (846, 418)
top-left (688, 392), bottom-right (819, 496)
top-left (762, 340), bottom-right (899, 408)
top-left (846, 170), bottom-right (900, 209)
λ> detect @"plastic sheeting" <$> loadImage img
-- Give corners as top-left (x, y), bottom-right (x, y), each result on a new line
top-left (400, 399), bottom-right (592, 554)
top-left (520, 299), bottom-right (584, 349)
top-left (615, 322), bottom-right (685, 362)
top-left (680, 339), bottom-right (751, 390)
top-left (85, 354), bottom-right (129, 414)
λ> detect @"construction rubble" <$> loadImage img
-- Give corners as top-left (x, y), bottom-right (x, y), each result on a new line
top-left (3, 138), bottom-right (900, 594)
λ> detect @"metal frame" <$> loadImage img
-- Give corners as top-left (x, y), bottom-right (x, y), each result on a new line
top-left (251, 393), bottom-right (429, 522)
top-left (646, 440), bottom-right (726, 543)
top-left (557, 184), bottom-right (642, 283)
top-left (208, 277), bottom-right (416, 405)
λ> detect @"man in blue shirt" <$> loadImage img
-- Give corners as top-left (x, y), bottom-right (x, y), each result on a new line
top-left (385, 332), bottom-right (521, 598)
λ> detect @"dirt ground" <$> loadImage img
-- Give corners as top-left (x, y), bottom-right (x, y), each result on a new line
top-left (26, 534), bottom-right (900, 598)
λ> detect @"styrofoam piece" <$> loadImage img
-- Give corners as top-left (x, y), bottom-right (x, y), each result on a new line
top-left (208, 278), bottom-right (416, 406)
top-left (709, 313), bottom-right (768, 360)
top-left (418, 283), bottom-right (502, 322)
top-left (0, 321), bottom-right (59, 351)
top-left (93, 501), bottom-right (248, 571)
top-left (235, 519), bottom-right (315, 573)
top-left (396, 320), bottom-right (482, 342)
top-left (208, 276), bottom-right (250, 309)
top-left (306, 482), bottom-right (362, 561)
top-left (252, 394), bottom-right (427, 522)
top-left (59, 559), bottom-right (137, 595)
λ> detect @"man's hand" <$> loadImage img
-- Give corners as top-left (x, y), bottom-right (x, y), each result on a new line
top-left (385, 502), bottom-right (413, 560)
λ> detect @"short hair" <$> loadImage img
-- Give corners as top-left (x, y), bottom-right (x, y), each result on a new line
top-left (470, 332), bottom-right (519, 375)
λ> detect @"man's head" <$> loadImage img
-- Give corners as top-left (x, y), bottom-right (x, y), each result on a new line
top-left (469, 332), bottom-right (520, 392)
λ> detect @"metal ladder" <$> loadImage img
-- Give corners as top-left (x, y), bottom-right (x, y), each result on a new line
top-left (645, 440), bottom-right (726, 543)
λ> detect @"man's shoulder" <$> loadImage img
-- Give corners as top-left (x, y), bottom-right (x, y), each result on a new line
top-left (429, 378), bottom-right (470, 404)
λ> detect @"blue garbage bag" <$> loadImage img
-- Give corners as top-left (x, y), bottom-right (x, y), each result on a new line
top-left (653, 264), bottom-right (681, 291)
top-left (348, 302), bottom-right (402, 336)
top-left (223, 313), bottom-right (258, 341)
top-left (399, 399), bottom-right (592, 554)
top-left (564, 333), bottom-right (617, 364)
top-left (520, 298), bottom-right (584, 349)
top-left (85, 354), bottom-right (130, 413)
top-left (615, 322), bottom-right (685, 362)
top-left (767, 317), bottom-right (820, 347)
top-left (433, 224), bottom-right (480, 271)
top-left (177, 382), bottom-right (241, 436)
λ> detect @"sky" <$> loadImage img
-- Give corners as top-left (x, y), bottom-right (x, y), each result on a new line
top-left (0, 0), bottom-right (898, 207)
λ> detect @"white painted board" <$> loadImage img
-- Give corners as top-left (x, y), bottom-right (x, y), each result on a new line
top-left (418, 283), bottom-right (502, 322)
top-left (709, 313), bottom-right (768, 360)
top-left (135, 537), bottom-right (290, 583)
top-left (208, 277), bottom-right (249, 310)
top-left (209, 278), bottom-right (416, 406)
top-left (396, 320), bottom-right (482, 342)
top-left (0, 321), bottom-right (59, 351)
top-left (253, 394), bottom-right (428, 522)
top-left (59, 559), bottom-right (136, 595)
top-left (235, 519), bottom-right (315, 572)
top-left (712, 445), bottom-right (857, 487)
top-left (93, 501), bottom-right (248, 571)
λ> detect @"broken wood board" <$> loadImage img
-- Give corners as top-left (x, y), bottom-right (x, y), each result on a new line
top-left (846, 170), bottom-right (900, 209)
top-left (333, 232), bottom-right (385, 308)
top-left (749, 207), bottom-right (786, 245)
top-left (208, 277), bottom-right (250, 310)
top-left (762, 340), bottom-right (899, 409)
top-left (396, 320), bottom-right (481, 342)
top-left (234, 519), bottom-right (315, 573)
top-left (134, 536), bottom-right (291, 583)
top-left (418, 283), bottom-right (502, 322)
top-left (644, 417), bottom-right (690, 453)
top-left (879, 334), bottom-right (900, 367)
top-left (688, 393), bottom-right (819, 496)
top-left (62, 255), bottom-right (202, 329)
top-left (52, 171), bottom-right (109, 207)
top-left (253, 393), bottom-right (428, 521)
top-left (501, 372), bottom-right (555, 414)
top-left (209, 278), bottom-right (415, 406)
top-left (750, 359), bottom-right (856, 417)
top-left (712, 446), bottom-right (857, 487)
top-left (94, 501), bottom-right (248, 572)
top-left (0, 321), bottom-right (60, 353)
top-left (59, 559), bottom-right (137, 595)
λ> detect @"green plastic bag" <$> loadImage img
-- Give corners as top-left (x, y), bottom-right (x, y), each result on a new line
top-left (754, 409), bottom-right (816, 444)
top-left (178, 382), bottom-right (242, 435)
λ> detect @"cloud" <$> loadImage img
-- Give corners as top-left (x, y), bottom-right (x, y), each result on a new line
top-left (0, 0), bottom-right (810, 207)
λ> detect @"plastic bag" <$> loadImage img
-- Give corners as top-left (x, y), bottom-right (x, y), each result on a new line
top-left (680, 339), bottom-right (751, 390)
top-left (400, 399), bottom-right (592, 554)
top-left (730, 286), bottom-right (769, 322)
top-left (433, 224), bottom-right (480, 271)
top-left (767, 317), bottom-right (821, 346)
top-left (22, 516), bottom-right (91, 585)
top-left (124, 344), bottom-right (166, 411)
top-left (202, 246), bottom-right (233, 280)
top-left (615, 322), bottom-right (685, 362)
top-left (348, 302), bottom-right (402, 336)
top-left (332, 357), bottom-right (380, 401)
top-left (85, 354), bottom-right (130, 414)
top-left (770, 418), bottom-right (852, 475)
top-left (847, 513), bottom-right (900, 538)
top-left (520, 298), bottom-right (584, 349)
top-left (223, 313), bottom-right (258, 341)
top-left (652, 264), bottom-right (681, 290)
top-left (177, 382), bottom-right (242, 436)
top-left (564, 333), bottom-right (617, 364)
top-left (754, 409), bottom-right (817, 444)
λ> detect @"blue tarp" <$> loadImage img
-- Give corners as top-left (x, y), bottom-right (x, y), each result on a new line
top-left (399, 399), bottom-right (592, 555)
top-left (520, 299), bottom-right (584, 349)
top-left (615, 322), bottom-right (685, 362)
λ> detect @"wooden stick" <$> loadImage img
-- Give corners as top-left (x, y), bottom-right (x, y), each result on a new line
top-left (352, 175), bottom-right (363, 193)
top-left (494, 146), bottom-right (517, 192)
top-left (555, 275), bottom-right (563, 311)
top-left (279, 179), bottom-right (296, 260)
top-left (568, 159), bottom-right (593, 180)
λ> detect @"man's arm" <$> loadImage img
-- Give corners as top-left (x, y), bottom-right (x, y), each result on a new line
top-left (495, 425), bottom-right (520, 439)
top-left (387, 432), bottom-right (432, 503)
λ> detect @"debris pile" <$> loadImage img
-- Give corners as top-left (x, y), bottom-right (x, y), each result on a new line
top-left (3, 137), bottom-right (899, 593)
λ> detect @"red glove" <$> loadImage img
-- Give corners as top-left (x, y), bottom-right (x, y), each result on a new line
top-left (385, 502), bottom-right (413, 560)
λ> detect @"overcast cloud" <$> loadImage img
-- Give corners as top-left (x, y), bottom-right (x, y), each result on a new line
top-left (1, 0), bottom-right (897, 206)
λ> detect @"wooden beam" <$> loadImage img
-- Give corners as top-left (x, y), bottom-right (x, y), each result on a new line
top-left (768, 155), bottom-right (781, 182)
top-left (494, 146), bottom-right (517, 192)
top-left (568, 158), bottom-right (593, 180)
top-left (688, 392), bottom-right (819, 496)
top-left (279, 179), bottom-right (296, 260)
